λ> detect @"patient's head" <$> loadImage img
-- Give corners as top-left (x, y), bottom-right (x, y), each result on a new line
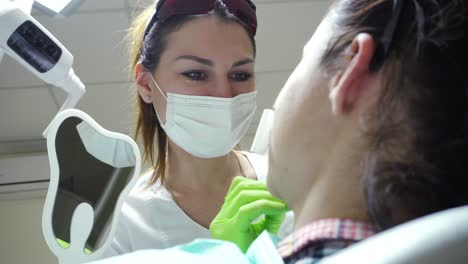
top-left (268, 0), bottom-right (468, 231)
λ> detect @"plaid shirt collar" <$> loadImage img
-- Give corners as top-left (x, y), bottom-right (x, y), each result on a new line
top-left (277, 218), bottom-right (375, 259)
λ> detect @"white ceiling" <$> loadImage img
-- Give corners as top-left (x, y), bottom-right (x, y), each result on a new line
top-left (0, 0), bottom-right (330, 154)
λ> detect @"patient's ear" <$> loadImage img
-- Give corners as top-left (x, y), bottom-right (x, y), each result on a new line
top-left (329, 33), bottom-right (377, 115)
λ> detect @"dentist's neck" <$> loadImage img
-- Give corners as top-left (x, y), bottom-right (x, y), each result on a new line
top-left (164, 139), bottom-right (241, 193)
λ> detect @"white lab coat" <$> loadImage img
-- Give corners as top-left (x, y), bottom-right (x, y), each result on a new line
top-left (103, 152), bottom-right (293, 257)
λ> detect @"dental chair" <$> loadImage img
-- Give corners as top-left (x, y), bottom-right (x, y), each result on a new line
top-left (321, 205), bottom-right (468, 264)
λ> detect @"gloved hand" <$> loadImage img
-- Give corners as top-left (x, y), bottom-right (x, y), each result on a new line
top-left (210, 176), bottom-right (289, 253)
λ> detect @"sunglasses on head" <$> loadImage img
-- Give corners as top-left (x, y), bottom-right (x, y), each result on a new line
top-left (143, 0), bottom-right (257, 39)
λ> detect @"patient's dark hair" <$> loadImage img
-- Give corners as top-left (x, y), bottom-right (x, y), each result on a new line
top-left (322, 0), bottom-right (468, 231)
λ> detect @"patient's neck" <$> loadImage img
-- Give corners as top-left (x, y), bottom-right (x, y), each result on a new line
top-left (293, 137), bottom-right (370, 231)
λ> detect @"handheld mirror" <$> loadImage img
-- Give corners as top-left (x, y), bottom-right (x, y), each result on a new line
top-left (42, 109), bottom-right (140, 264)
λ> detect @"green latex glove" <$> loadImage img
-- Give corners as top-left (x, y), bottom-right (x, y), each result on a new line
top-left (210, 176), bottom-right (289, 253)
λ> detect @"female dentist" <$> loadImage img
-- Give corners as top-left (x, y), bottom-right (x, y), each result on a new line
top-left (104, 0), bottom-right (283, 256)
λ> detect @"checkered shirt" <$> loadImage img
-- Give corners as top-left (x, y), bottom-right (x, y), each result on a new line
top-left (277, 218), bottom-right (375, 264)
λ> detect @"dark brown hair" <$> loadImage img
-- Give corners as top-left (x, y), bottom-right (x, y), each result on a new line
top-left (128, 0), bottom-right (256, 186)
top-left (322, 0), bottom-right (468, 230)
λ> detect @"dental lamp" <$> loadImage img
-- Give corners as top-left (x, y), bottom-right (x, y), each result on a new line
top-left (34, 0), bottom-right (84, 16)
top-left (0, 0), bottom-right (85, 137)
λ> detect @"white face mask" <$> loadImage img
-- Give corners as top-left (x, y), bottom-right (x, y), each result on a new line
top-left (149, 76), bottom-right (257, 159)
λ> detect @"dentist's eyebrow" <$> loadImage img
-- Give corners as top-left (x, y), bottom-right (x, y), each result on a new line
top-left (175, 55), bottom-right (214, 66)
top-left (232, 58), bottom-right (255, 68)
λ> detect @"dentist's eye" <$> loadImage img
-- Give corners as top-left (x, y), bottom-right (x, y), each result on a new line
top-left (231, 72), bottom-right (252, 82)
top-left (182, 71), bottom-right (207, 81)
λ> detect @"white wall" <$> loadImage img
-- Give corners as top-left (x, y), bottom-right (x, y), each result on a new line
top-left (0, 191), bottom-right (57, 264)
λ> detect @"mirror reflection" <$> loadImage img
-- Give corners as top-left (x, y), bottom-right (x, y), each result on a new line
top-left (52, 116), bottom-right (135, 253)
